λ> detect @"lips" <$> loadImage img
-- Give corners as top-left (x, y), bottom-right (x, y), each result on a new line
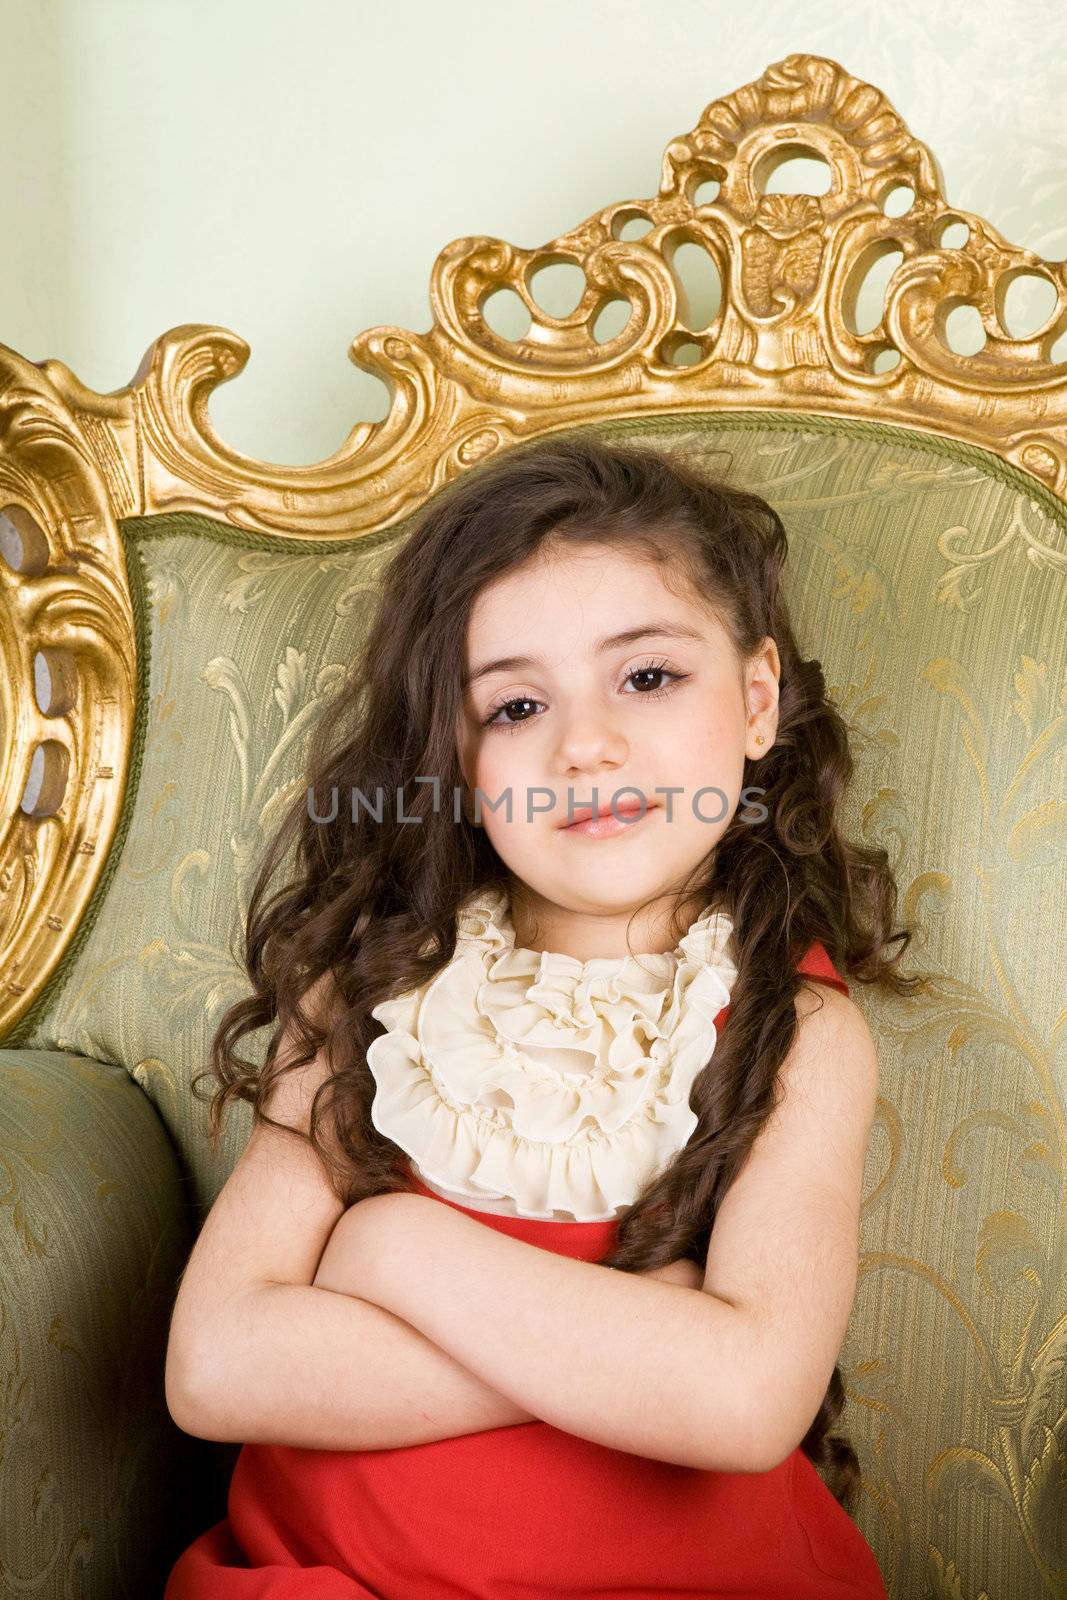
top-left (560, 799), bottom-right (654, 829)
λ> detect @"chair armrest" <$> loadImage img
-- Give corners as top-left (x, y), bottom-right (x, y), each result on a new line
top-left (0, 1047), bottom-right (227, 1598)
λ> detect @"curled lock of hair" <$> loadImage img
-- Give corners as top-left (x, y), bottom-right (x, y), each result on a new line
top-left (194, 433), bottom-right (929, 1513)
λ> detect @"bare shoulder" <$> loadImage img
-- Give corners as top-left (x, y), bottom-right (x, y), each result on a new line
top-left (771, 980), bottom-right (881, 1169)
top-left (793, 972), bottom-right (876, 1049)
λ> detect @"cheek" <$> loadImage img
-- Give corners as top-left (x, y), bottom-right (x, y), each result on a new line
top-left (466, 733), bottom-right (517, 798)
top-left (671, 711), bottom-right (744, 790)
top-left (669, 699), bottom-right (720, 753)
top-left (470, 741), bottom-right (552, 831)
top-left (467, 732), bottom-right (494, 780)
top-left (457, 719), bottom-right (498, 790)
top-left (687, 686), bottom-right (746, 747)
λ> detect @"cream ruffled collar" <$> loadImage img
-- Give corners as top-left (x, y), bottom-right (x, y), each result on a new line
top-left (367, 883), bottom-right (739, 1221)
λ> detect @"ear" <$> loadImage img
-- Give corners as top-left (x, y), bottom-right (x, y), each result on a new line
top-left (745, 636), bottom-right (780, 758)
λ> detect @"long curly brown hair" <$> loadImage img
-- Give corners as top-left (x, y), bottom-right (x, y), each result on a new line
top-left (194, 432), bottom-right (926, 1513)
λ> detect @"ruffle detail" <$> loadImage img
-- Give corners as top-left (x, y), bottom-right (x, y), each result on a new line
top-left (367, 884), bottom-right (739, 1221)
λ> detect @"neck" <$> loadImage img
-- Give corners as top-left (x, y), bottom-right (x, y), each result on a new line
top-left (506, 883), bottom-right (716, 963)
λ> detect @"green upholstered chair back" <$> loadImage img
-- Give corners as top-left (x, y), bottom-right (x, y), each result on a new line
top-left (10, 408), bottom-right (1067, 1597)
top-left (4, 51), bottom-right (1067, 1600)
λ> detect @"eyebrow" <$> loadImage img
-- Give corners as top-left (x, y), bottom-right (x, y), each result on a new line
top-left (463, 623), bottom-right (706, 689)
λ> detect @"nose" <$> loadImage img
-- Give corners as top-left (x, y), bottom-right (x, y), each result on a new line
top-left (551, 707), bottom-right (629, 780)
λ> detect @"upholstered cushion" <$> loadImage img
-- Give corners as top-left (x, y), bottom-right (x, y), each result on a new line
top-left (0, 1048), bottom-right (235, 1593)
top-left (9, 410), bottom-right (1067, 1595)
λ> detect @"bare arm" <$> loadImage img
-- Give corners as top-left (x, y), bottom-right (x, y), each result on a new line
top-left (167, 955), bottom-right (699, 1455)
top-left (176, 1227), bottom-right (699, 1451)
top-left (166, 963), bottom-right (541, 1451)
top-left (177, 1278), bottom-right (537, 1449)
top-left (353, 1197), bottom-right (758, 1472)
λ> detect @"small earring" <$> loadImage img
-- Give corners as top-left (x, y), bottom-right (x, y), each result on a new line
top-left (755, 735), bottom-right (765, 746)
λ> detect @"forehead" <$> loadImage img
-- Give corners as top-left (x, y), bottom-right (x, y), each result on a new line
top-left (466, 546), bottom-right (710, 643)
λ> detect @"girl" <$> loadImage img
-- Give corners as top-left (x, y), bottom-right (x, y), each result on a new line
top-left (165, 435), bottom-right (921, 1598)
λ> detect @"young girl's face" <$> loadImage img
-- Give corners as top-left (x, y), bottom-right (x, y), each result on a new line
top-left (456, 543), bottom-right (780, 959)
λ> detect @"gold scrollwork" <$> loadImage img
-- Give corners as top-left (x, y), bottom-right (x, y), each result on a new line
top-left (2, 49), bottom-right (1066, 1035)
top-left (0, 348), bottom-right (135, 1036)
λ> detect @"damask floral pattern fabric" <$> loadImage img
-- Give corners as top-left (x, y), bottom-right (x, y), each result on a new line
top-left (8, 411), bottom-right (1066, 1596)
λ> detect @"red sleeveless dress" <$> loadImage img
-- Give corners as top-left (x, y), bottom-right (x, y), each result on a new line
top-left (166, 941), bottom-right (887, 1599)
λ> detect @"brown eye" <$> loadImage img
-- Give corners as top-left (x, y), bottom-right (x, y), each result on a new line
top-left (481, 661), bottom-right (689, 734)
top-left (482, 695), bottom-right (540, 729)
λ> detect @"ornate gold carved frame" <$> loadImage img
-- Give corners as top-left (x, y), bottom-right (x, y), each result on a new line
top-left (2, 51), bottom-right (1066, 1035)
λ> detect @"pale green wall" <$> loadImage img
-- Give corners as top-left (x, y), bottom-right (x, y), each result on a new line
top-left (3, 0), bottom-right (1065, 468)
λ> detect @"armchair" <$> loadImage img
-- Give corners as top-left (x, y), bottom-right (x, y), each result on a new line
top-left (1, 52), bottom-right (1065, 1599)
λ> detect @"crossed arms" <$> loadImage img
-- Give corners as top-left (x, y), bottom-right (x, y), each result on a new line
top-left (174, 1193), bottom-right (758, 1472)
top-left (173, 982), bottom-right (877, 1475)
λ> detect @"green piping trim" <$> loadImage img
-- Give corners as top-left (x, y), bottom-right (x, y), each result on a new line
top-left (4, 406), bottom-right (1062, 1045)
top-left (116, 504), bottom-right (414, 553)
top-left (563, 409), bottom-right (1067, 536)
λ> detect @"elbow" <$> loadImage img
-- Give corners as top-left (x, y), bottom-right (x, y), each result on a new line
top-left (165, 1346), bottom-right (210, 1438)
top-left (742, 1388), bottom-right (826, 1476)
top-left (165, 1369), bottom-right (205, 1438)
top-left (746, 1429), bottom-right (797, 1476)
top-left (717, 1320), bottom-right (837, 1475)
top-left (686, 1379), bottom-right (776, 1475)
top-left (689, 1364), bottom-right (800, 1476)
top-left (166, 1367), bottom-right (243, 1443)
top-left (165, 1338), bottom-right (235, 1442)
top-left (697, 1429), bottom-right (782, 1476)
